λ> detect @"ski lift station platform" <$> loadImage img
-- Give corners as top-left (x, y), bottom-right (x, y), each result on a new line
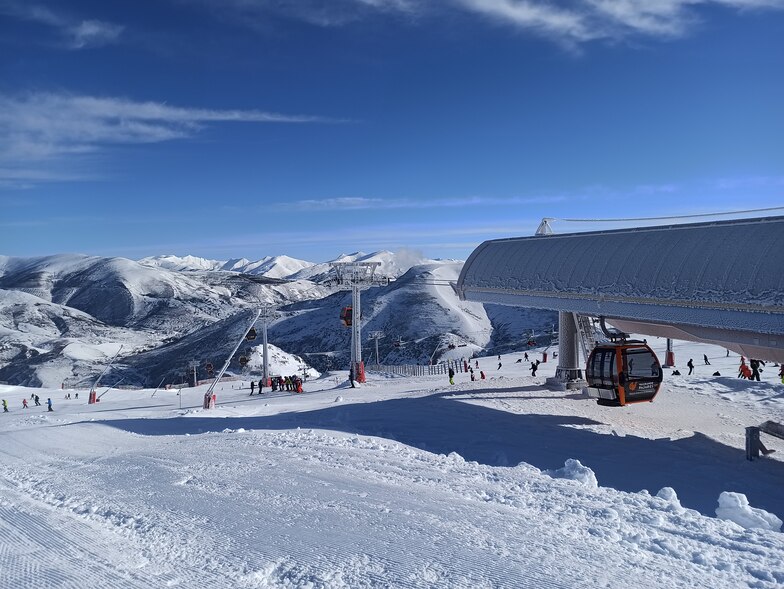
top-left (455, 216), bottom-right (784, 373)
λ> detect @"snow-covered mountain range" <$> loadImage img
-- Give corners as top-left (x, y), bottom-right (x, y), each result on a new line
top-left (0, 251), bottom-right (556, 387)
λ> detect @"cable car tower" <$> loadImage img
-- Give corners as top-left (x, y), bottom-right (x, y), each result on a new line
top-left (330, 261), bottom-right (384, 383)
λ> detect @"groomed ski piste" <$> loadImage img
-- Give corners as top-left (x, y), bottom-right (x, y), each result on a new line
top-left (1, 338), bottom-right (783, 588)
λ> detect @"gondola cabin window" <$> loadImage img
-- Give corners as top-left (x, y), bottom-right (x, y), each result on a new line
top-left (588, 348), bottom-right (616, 388)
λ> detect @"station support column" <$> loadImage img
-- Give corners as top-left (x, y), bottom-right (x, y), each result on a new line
top-left (546, 311), bottom-right (587, 390)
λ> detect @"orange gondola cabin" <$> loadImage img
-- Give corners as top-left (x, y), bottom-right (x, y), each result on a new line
top-left (585, 340), bottom-right (663, 407)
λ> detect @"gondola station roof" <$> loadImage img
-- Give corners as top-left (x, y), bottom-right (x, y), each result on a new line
top-left (456, 216), bottom-right (784, 361)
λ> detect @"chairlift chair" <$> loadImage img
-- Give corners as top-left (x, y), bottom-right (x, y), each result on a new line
top-left (246, 327), bottom-right (257, 341)
top-left (340, 306), bottom-right (353, 327)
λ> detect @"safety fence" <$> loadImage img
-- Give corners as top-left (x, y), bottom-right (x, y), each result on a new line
top-left (367, 358), bottom-right (474, 377)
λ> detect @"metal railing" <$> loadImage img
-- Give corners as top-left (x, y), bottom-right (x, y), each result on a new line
top-left (367, 358), bottom-right (474, 377)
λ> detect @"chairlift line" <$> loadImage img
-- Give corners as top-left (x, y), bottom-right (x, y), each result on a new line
top-left (546, 206), bottom-right (784, 224)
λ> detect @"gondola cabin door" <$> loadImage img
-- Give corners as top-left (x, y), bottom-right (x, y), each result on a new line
top-left (586, 342), bottom-right (663, 407)
top-left (340, 306), bottom-right (353, 327)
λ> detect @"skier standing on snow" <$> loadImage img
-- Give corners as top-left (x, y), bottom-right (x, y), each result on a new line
top-left (250, 380), bottom-right (255, 395)
top-left (448, 367), bottom-right (455, 385)
top-left (524, 352), bottom-right (529, 361)
top-left (349, 366), bottom-right (356, 388)
top-left (750, 359), bottom-right (762, 382)
top-left (687, 359), bottom-right (694, 375)
top-left (22, 398), bottom-right (28, 409)
top-left (47, 398), bottom-right (53, 412)
top-left (703, 354), bottom-right (710, 365)
top-left (34, 395), bottom-right (41, 406)
top-left (2, 399), bottom-right (7, 412)
top-left (530, 361), bottom-right (539, 377)
top-left (497, 362), bottom-right (502, 370)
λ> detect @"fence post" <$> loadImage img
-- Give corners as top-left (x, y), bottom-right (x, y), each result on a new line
top-left (746, 426), bottom-right (761, 461)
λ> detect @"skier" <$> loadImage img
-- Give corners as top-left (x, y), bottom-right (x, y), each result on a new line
top-left (2, 399), bottom-right (7, 412)
top-left (34, 395), bottom-right (41, 406)
top-left (497, 362), bottom-right (502, 370)
top-left (470, 368), bottom-right (475, 381)
top-left (480, 370), bottom-right (486, 380)
top-left (349, 366), bottom-right (356, 388)
top-left (703, 354), bottom-right (711, 365)
top-left (750, 359), bottom-right (761, 382)
top-left (475, 360), bottom-right (479, 369)
top-left (687, 359), bottom-right (694, 375)
top-left (47, 398), bottom-right (53, 412)
top-left (530, 360), bottom-right (540, 377)
top-left (448, 367), bottom-right (455, 385)
top-left (524, 352), bottom-right (529, 362)
top-left (250, 380), bottom-right (255, 396)
top-left (22, 398), bottom-right (28, 409)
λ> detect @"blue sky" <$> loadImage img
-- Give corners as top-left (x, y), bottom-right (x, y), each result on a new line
top-left (1, 0), bottom-right (783, 263)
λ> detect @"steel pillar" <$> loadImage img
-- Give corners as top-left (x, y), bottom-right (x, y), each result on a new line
top-left (546, 311), bottom-right (587, 390)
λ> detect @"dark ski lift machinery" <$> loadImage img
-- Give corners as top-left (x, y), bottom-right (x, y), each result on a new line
top-left (585, 318), bottom-right (663, 407)
top-left (340, 306), bottom-right (353, 327)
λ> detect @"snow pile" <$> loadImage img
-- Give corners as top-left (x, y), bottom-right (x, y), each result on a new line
top-left (656, 486), bottom-right (686, 513)
top-left (715, 491), bottom-right (783, 532)
top-left (545, 458), bottom-right (599, 488)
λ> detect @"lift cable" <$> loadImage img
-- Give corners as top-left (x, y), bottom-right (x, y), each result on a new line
top-left (544, 205), bottom-right (784, 224)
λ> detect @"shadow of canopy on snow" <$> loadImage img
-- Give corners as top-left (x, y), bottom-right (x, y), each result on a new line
top-left (95, 388), bottom-right (784, 519)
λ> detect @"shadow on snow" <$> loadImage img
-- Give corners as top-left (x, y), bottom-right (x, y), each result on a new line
top-left (94, 385), bottom-right (784, 519)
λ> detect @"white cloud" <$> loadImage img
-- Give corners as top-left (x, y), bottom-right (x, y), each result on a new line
top-left (180, 0), bottom-right (784, 45)
top-left (460, 0), bottom-right (784, 43)
top-left (279, 195), bottom-right (567, 210)
top-left (458, 0), bottom-right (596, 42)
top-left (0, 1), bottom-right (125, 48)
top-left (69, 19), bottom-right (124, 49)
top-left (0, 92), bottom-right (336, 184)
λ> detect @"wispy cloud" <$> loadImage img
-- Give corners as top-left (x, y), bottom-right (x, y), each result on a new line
top-left (180, 0), bottom-right (784, 46)
top-left (460, 0), bottom-right (784, 45)
top-left (0, 1), bottom-right (124, 48)
top-left (0, 92), bottom-right (337, 185)
top-left (276, 195), bottom-right (567, 211)
top-left (181, 0), bottom-right (421, 28)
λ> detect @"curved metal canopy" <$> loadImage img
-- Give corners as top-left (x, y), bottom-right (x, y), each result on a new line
top-left (456, 216), bottom-right (784, 361)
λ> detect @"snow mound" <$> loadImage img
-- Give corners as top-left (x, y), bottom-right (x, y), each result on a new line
top-left (545, 458), bottom-right (598, 488)
top-left (656, 487), bottom-right (686, 513)
top-left (715, 491), bottom-right (782, 531)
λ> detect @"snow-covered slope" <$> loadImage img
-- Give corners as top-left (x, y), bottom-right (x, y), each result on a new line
top-left (0, 251), bottom-right (558, 387)
top-left (233, 255), bottom-right (315, 279)
top-left (0, 340), bottom-right (782, 588)
top-left (138, 254), bottom-right (224, 272)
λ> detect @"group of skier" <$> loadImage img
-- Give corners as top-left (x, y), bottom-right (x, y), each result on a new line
top-left (447, 355), bottom-right (545, 385)
top-left (3, 395), bottom-right (52, 412)
top-left (249, 375), bottom-right (304, 395)
top-left (737, 357), bottom-right (768, 381)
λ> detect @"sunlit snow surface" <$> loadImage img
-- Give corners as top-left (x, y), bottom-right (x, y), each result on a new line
top-left (1, 338), bottom-right (784, 588)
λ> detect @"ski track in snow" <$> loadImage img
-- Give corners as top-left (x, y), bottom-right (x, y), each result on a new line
top-left (1, 342), bottom-right (784, 587)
